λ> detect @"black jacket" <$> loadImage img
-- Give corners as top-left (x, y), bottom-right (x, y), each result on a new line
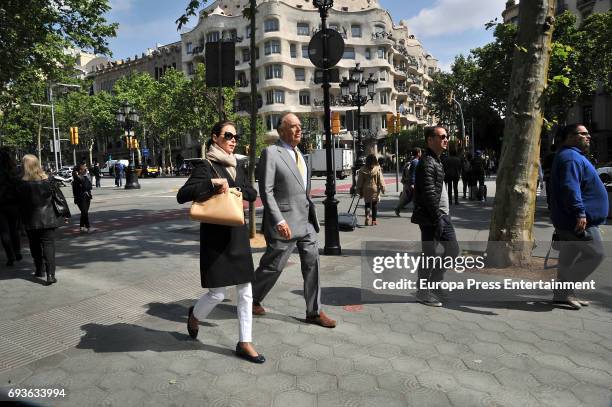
top-left (177, 159), bottom-right (257, 288)
top-left (443, 155), bottom-right (462, 180)
top-left (0, 172), bottom-right (19, 208)
top-left (412, 148), bottom-right (445, 226)
top-left (72, 174), bottom-right (92, 204)
top-left (17, 179), bottom-right (65, 230)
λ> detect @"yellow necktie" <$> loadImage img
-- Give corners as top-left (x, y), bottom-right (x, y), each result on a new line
top-left (294, 147), bottom-right (305, 178)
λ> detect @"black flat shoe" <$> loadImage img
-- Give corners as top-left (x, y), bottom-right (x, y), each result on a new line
top-left (235, 343), bottom-right (265, 364)
top-left (45, 275), bottom-right (57, 285)
top-left (15, 254), bottom-right (23, 261)
top-left (187, 306), bottom-right (199, 339)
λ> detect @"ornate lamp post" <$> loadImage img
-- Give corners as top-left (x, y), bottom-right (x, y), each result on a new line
top-left (312, 0), bottom-right (341, 255)
top-left (339, 63), bottom-right (377, 194)
top-left (116, 101), bottom-right (141, 189)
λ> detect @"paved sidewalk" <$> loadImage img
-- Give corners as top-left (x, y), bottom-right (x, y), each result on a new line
top-left (0, 179), bottom-right (611, 407)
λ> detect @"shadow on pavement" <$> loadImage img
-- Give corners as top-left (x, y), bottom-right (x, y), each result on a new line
top-left (76, 322), bottom-right (233, 357)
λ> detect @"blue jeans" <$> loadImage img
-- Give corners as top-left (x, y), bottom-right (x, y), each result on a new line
top-left (555, 226), bottom-right (604, 299)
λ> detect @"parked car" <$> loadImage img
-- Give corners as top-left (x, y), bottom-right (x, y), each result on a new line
top-left (136, 165), bottom-right (160, 178)
top-left (596, 165), bottom-right (612, 184)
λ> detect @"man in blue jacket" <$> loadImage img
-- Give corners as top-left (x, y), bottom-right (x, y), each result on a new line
top-left (550, 123), bottom-right (607, 310)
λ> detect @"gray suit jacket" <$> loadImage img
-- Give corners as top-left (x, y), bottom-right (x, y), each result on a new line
top-left (258, 141), bottom-right (320, 240)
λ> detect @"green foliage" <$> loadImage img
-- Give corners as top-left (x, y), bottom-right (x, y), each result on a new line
top-left (0, 0), bottom-right (117, 97)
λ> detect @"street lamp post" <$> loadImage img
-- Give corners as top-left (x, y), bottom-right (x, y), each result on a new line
top-left (339, 63), bottom-right (377, 195)
top-left (313, 0), bottom-right (341, 255)
top-left (116, 101), bottom-right (141, 189)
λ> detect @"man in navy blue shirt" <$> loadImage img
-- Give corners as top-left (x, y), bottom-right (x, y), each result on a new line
top-left (550, 123), bottom-right (607, 310)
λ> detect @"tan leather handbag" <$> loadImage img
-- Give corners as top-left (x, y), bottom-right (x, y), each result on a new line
top-left (190, 187), bottom-right (245, 226)
top-left (189, 160), bottom-right (245, 226)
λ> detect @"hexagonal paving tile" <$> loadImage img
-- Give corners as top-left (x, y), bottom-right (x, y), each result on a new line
top-left (376, 371), bottom-right (420, 393)
top-left (469, 341), bottom-right (505, 358)
top-left (317, 390), bottom-right (362, 407)
top-left (338, 372), bottom-right (378, 393)
top-left (278, 355), bottom-right (316, 376)
top-left (297, 343), bottom-right (332, 360)
top-left (256, 372), bottom-right (296, 394)
top-left (333, 343), bottom-right (368, 359)
top-left (354, 355), bottom-right (393, 376)
top-left (571, 382), bottom-right (612, 407)
top-left (215, 371), bottom-right (256, 392)
top-left (360, 390), bottom-right (406, 407)
top-left (530, 367), bottom-right (576, 386)
top-left (366, 343), bottom-right (402, 359)
top-left (412, 331), bottom-right (446, 345)
top-left (98, 370), bottom-right (144, 391)
top-left (416, 370), bottom-right (459, 392)
top-left (447, 388), bottom-right (493, 407)
top-left (316, 357), bottom-right (354, 376)
top-left (404, 387), bottom-right (452, 407)
top-left (532, 385), bottom-right (583, 407)
top-left (391, 356), bottom-right (429, 374)
top-left (296, 372), bottom-right (337, 394)
top-left (454, 370), bottom-right (501, 393)
top-left (200, 356), bottom-right (243, 375)
top-left (273, 389), bottom-right (315, 407)
top-left (426, 355), bottom-right (467, 373)
top-left (494, 368), bottom-right (540, 389)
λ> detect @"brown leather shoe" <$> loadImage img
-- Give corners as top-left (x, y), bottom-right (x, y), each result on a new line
top-left (252, 303), bottom-right (266, 316)
top-left (305, 311), bottom-right (336, 328)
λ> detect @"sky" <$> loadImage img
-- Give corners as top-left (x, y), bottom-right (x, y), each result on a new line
top-left (104, 0), bottom-right (508, 71)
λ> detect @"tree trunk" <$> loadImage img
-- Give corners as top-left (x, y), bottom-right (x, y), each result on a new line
top-left (161, 147), bottom-right (166, 175)
top-left (487, 0), bottom-right (555, 267)
top-left (248, 0), bottom-right (258, 239)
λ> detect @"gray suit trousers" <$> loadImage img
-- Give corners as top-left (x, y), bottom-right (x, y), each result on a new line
top-left (253, 223), bottom-right (321, 316)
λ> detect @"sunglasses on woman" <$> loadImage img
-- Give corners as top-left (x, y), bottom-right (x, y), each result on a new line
top-left (222, 131), bottom-right (240, 141)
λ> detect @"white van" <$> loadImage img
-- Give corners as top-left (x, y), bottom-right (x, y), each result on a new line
top-left (100, 159), bottom-right (129, 177)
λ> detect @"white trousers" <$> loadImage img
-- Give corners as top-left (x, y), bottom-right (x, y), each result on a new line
top-left (192, 282), bottom-right (253, 342)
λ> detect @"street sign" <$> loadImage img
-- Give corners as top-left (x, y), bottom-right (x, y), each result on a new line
top-left (308, 29), bottom-right (344, 69)
top-left (142, 148), bottom-right (149, 158)
top-left (49, 139), bottom-right (60, 152)
top-left (314, 68), bottom-right (340, 84)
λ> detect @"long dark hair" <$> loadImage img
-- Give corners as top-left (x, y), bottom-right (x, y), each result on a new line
top-left (206, 120), bottom-right (236, 148)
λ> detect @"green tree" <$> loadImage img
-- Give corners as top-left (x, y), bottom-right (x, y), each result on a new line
top-left (0, 0), bottom-right (117, 106)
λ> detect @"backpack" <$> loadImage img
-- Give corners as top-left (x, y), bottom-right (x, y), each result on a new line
top-left (462, 159), bottom-right (471, 174)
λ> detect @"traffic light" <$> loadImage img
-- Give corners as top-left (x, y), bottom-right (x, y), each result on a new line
top-left (70, 127), bottom-right (79, 145)
top-left (386, 113), bottom-right (395, 133)
top-left (331, 111), bottom-right (341, 135)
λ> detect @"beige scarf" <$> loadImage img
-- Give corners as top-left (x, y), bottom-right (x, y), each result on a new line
top-left (206, 143), bottom-right (237, 180)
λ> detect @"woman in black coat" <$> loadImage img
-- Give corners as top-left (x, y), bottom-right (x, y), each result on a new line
top-left (0, 148), bottom-right (22, 266)
top-left (72, 163), bottom-right (93, 232)
top-left (177, 120), bottom-right (264, 364)
top-left (17, 154), bottom-right (69, 285)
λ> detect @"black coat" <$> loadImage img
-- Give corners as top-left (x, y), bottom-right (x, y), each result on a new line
top-left (177, 159), bottom-right (257, 288)
top-left (72, 174), bottom-right (92, 205)
top-left (412, 148), bottom-right (445, 226)
top-left (443, 155), bottom-right (462, 180)
top-left (17, 179), bottom-right (65, 230)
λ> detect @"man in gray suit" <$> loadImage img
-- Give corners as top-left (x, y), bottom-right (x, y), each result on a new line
top-left (253, 113), bottom-right (336, 328)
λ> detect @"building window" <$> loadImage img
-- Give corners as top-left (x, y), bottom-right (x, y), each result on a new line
top-left (295, 68), bottom-right (305, 81)
top-left (374, 24), bottom-right (385, 34)
top-left (264, 18), bottom-right (279, 32)
top-left (265, 64), bottom-right (283, 79)
top-left (266, 114), bottom-right (281, 131)
top-left (361, 115), bottom-right (371, 130)
top-left (380, 92), bottom-right (388, 105)
top-left (299, 91), bottom-right (310, 105)
top-left (264, 40), bottom-right (281, 55)
top-left (187, 62), bottom-right (194, 75)
top-left (297, 22), bottom-right (310, 36)
top-left (379, 69), bottom-right (386, 81)
top-left (242, 48), bottom-right (250, 62)
top-left (343, 47), bottom-right (355, 59)
top-left (365, 48), bottom-right (371, 60)
top-left (377, 47), bottom-right (386, 59)
top-left (302, 45), bottom-right (309, 59)
top-left (206, 31), bottom-right (220, 42)
top-left (290, 44), bottom-right (297, 58)
top-left (381, 114), bottom-right (387, 129)
top-left (245, 25), bottom-right (252, 38)
top-left (351, 24), bottom-right (362, 37)
top-left (186, 42), bottom-right (193, 54)
top-left (266, 89), bottom-right (285, 104)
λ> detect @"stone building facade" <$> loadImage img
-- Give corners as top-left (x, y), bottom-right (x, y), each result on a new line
top-left (180, 0), bottom-right (438, 150)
